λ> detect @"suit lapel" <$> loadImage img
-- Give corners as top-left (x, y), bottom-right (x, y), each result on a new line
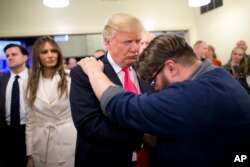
top-left (36, 73), bottom-right (59, 104)
top-left (48, 74), bottom-right (60, 103)
top-left (102, 55), bottom-right (122, 86)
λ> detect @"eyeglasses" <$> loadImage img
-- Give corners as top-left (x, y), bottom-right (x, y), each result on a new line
top-left (148, 63), bottom-right (165, 86)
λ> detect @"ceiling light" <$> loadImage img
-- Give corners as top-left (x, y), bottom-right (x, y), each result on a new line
top-left (188, 0), bottom-right (211, 7)
top-left (43, 0), bottom-right (69, 8)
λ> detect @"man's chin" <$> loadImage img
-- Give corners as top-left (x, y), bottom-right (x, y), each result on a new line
top-left (126, 59), bottom-right (137, 66)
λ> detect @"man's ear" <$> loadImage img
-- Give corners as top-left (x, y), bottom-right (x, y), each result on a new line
top-left (104, 38), bottom-right (111, 50)
top-left (165, 60), bottom-right (178, 77)
top-left (23, 55), bottom-right (28, 63)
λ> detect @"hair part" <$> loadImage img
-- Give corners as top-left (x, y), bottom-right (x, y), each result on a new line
top-left (4, 43), bottom-right (28, 56)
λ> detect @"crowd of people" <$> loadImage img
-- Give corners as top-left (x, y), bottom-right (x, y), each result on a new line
top-left (0, 13), bottom-right (250, 167)
top-left (192, 39), bottom-right (250, 94)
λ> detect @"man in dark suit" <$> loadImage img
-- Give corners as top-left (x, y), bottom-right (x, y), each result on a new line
top-left (0, 44), bottom-right (29, 167)
top-left (70, 13), bottom-right (154, 167)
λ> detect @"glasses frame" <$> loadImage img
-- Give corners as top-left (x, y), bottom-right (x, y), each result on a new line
top-left (148, 63), bottom-right (165, 86)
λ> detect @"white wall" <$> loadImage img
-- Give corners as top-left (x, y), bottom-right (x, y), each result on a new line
top-left (193, 0), bottom-right (250, 64)
top-left (56, 34), bottom-right (104, 57)
top-left (0, 0), bottom-right (249, 61)
top-left (0, 0), bottom-right (196, 57)
top-left (0, 0), bottom-right (195, 38)
top-left (56, 35), bottom-right (88, 57)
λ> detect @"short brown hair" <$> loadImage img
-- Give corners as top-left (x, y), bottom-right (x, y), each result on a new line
top-left (4, 43), bottom-right (28, 56)
top-left (137, 33), bottom-right (197, 81)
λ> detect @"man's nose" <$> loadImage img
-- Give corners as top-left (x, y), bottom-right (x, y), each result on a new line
top-left (130, 41), bottom-right (139, 51)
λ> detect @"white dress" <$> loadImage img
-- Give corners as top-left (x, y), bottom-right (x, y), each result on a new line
top-left (24, 73), bottom-right (77, 167)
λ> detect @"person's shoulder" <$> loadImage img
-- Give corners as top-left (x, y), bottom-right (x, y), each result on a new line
top-left (69, 65), bottom-right (89, 81)
top-left (222, 63), bottom-right (231, 71)
top-left (0, 73), bottom-right (10, 80)
top-left (69, 65), bottom-right (82, 75)
top-left (0, 74), bottom-right (10, 89)
top-left (206, 67), bottom-right (232, 78)
top-left (99, 54), bottom-right (108, 64)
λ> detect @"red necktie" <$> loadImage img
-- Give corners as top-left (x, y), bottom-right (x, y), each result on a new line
top-left (122, 68), bottom-right (149, 167)
top-left (122, 68), bottom-right (138, 94)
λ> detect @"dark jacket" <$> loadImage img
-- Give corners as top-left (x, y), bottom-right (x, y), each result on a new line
top-left (103, 68), bottom-right (250, 167)
top-left (0, 74), bottom-right (10, 133)
top-left (70, 55), bottom-right (154, 167)
top-left (0, 73), bottom-right (27, 167)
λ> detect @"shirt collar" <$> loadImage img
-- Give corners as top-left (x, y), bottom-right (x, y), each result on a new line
top-left (189, 60), bottom-right (216, 80)
top-left (10, 68), bottom-right (28, 79)
top-left (107, 52), bottom-right (132, 74)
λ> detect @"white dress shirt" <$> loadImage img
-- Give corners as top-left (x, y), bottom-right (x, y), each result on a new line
top-left (5, 68), bottom-right (28, 125)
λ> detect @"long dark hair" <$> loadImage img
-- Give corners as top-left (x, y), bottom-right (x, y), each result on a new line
top-left (26, 36), bottom-right (68, 107)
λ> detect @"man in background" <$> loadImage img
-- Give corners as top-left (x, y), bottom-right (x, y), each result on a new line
top-left (68, 57), bottom-right (77, 69)
top-left (236, 39), bottom-right (248, 62)
top-left (94, 49), bottom-right (106, 59)
top-left (0, 44), bottom-right (29, 167)
top-left (193, 40), bottom-right (208, 61)
top-left (139, 31), bottom-right (154, 54)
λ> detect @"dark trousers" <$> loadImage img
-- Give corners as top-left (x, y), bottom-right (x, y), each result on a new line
top-left (1, 125), bottom-right (27, 167)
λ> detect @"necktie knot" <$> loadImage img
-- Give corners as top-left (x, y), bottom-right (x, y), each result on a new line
top-left (15, 75), bottom-right (20, 80)
top-left (122, 68), bottom-right (129, 73)
top-left (122, 68), bottom-right (128, 72)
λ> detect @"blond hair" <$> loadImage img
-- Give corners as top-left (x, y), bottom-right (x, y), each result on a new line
top-left (103, 13), bottom-right (144, 39)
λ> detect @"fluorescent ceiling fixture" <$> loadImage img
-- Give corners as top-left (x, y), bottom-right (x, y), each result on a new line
top-left (188, 0), bottom-right (211, 7)
top-left (43, 0), bottom-right (69, 8)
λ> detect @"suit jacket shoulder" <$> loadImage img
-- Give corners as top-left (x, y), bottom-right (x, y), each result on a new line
top-left (70, 56), bottom-right (142, 147)
top-left (0, 74), bottom-right (10, 130)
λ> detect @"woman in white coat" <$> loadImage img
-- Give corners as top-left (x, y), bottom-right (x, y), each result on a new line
top-left (24, 36), bottom-right (77, 167)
